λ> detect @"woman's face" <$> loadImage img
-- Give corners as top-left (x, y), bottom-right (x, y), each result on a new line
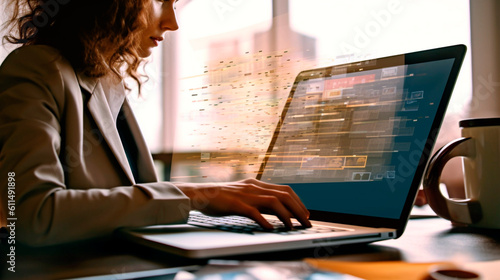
top-left (139, 0), bottom-right (179, 58)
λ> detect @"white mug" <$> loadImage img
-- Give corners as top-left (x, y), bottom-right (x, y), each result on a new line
top-left (423, 118), bottom-right (500, 229)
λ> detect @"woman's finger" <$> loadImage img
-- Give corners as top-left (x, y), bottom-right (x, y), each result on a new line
top-left (236, 190), bottom-right (311, 229)
top-left (234, 193), bottom-right (295, 229)
top-left (234, 180), bottom-right (311, 227)
top-left (240, 179), bottom-right (310, 217)
top-left (235, 203), bottom-right (274, 230)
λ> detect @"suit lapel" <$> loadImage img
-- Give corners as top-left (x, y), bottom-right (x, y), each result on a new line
top-left (76, 72), bottom-right (136, 184)
top-left (121, 100), bottom-right (159, 183)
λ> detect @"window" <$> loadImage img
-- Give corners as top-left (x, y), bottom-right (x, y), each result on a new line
top-left (288, 0), bottom-right (471, 115)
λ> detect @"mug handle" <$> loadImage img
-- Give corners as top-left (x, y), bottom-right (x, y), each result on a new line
top-left (423, 137), bottom-right (482, 224)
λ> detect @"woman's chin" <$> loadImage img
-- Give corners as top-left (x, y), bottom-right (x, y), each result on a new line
top-left (138, 48), bottom-right (153, 58)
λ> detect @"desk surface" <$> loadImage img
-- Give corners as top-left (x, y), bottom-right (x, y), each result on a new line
top-left (1, 217), bottom-right (500, 280)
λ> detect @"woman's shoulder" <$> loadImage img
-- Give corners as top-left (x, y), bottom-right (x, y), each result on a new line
top-left (0, 45), bottom-right (78, 88)
top-left (4, 44), bottom-right (61, 60)
top-left (0, 45), bottom-right (81, 105)
top-left (1, 45), bottom-right (72, 73)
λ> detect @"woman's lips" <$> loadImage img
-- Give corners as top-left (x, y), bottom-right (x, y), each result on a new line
top-left (150, 37), bottom-right (164, 47)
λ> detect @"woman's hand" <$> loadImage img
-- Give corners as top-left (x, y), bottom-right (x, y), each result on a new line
top-left (174, 178), bottom-right (312, 230)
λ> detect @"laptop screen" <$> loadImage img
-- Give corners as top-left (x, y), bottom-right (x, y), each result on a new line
top-left (258, 45), bottom-right (466, 223)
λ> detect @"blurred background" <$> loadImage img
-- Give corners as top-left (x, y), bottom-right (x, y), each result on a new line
top-left (3, 0), bottom-right (496, 185)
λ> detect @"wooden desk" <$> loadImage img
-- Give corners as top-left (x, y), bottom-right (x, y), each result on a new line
top-left (1, 217), bottom-right (500, 280)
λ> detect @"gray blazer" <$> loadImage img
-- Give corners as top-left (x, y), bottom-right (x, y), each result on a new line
top-left (0, 45), bottom-right (190, 246)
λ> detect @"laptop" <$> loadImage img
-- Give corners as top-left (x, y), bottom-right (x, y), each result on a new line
top-left (118, 44), bottom-right (466, 258)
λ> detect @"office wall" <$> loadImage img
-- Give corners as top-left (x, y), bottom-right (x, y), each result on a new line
top-left (469, 0), bottom-right (500, 118)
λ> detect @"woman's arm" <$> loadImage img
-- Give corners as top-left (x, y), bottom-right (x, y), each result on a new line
top-left (0, 46), bottom-right (190, 246)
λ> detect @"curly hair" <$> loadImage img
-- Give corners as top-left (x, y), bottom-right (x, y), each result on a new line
top-left (3, 0), bottom-right (151, 92)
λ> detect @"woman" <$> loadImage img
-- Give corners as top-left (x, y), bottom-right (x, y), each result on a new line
top-left (0, 0), bottom-right (310, 246)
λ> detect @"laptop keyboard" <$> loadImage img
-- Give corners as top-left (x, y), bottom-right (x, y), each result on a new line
top-left (188, 211), bottom-right (346, 235)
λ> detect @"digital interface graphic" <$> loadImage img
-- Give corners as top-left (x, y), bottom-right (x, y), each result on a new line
top-left (259, 64), bottom-right (417, 184)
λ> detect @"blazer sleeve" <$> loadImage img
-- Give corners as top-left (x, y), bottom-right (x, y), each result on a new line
top-left (0, 46), bottom-right (190, 246)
